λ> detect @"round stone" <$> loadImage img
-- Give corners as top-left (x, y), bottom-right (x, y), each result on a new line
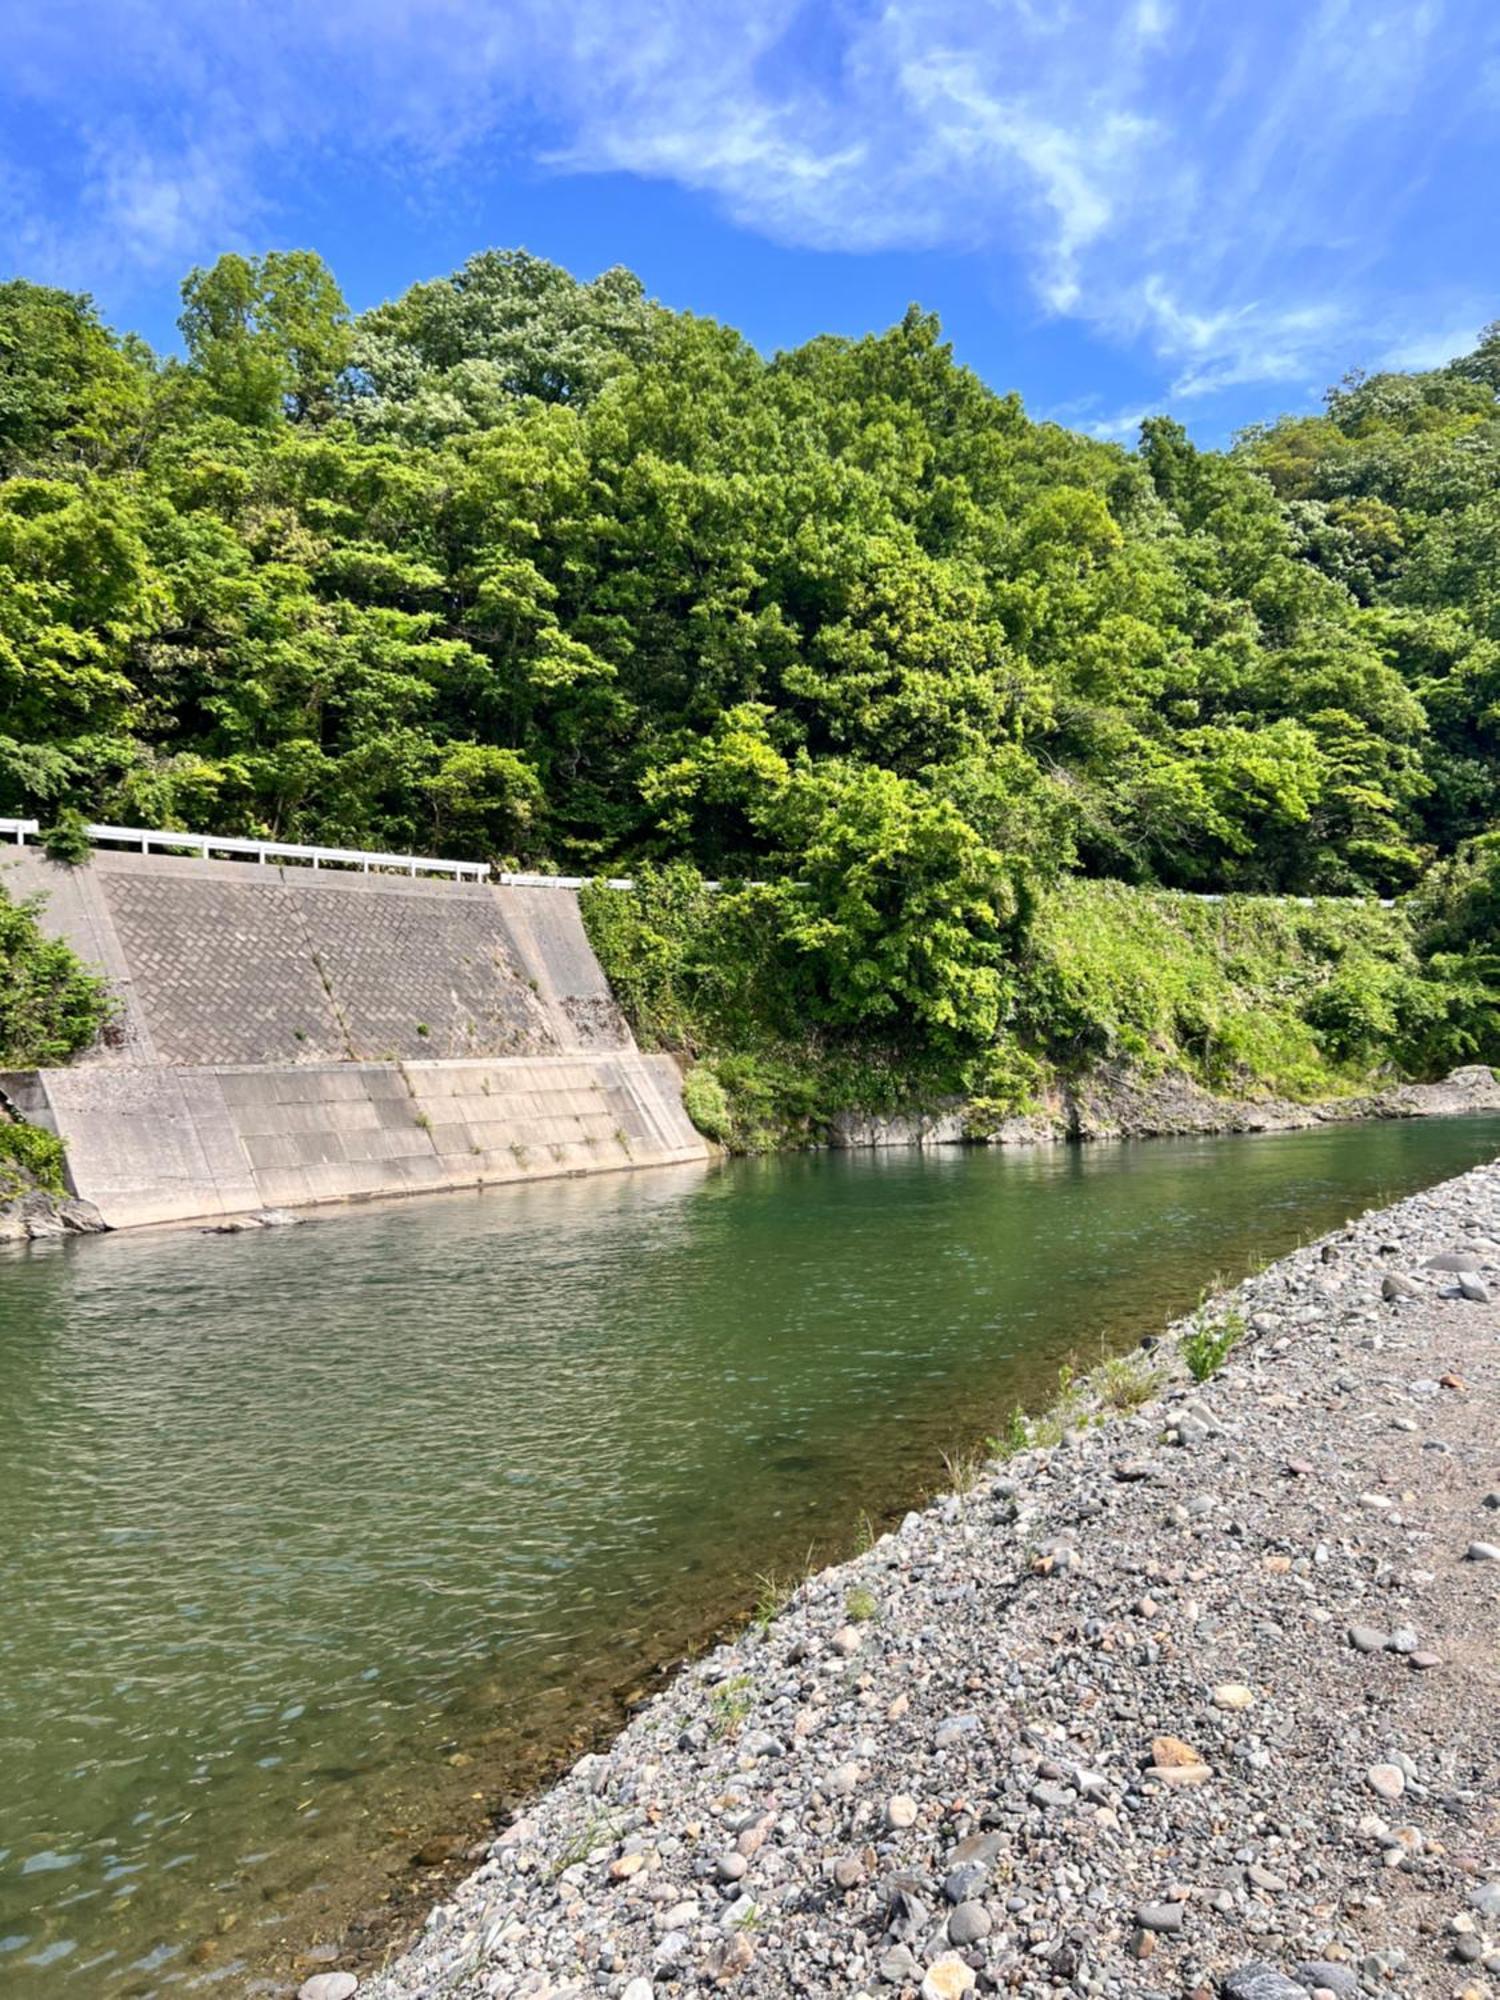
top-left (886, 1793), bottom-right (919, 1829)
top-left (947, 1900), bottom-right (992, 1945)
top-left (298, 1978), bottom-right (358, 2000)
top-left (1367, 1763), bottom-right (1405, 1801)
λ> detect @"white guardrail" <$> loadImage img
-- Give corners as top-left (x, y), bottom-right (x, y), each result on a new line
top-left (0, 817), bottom-right (487, 882)
top-left (0, 816), bottom-right (1396, 903)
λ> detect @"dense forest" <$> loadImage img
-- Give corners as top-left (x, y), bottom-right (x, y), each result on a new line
top-left (2, 250), bottom-right (1498, 1130)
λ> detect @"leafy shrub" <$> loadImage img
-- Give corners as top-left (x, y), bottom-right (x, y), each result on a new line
top-left (0, 887), bottom-right (113, 1064)
top-left (0, 1119), bottom-right (67, 1198)
top-left (1180, 1309), bottom-right (1244, 1382)
top-left (41, 809), bottom-right (92, 867)
top-left (681, 1063), bottom-right (733, 1144)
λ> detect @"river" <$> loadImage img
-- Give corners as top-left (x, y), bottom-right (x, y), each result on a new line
top-left (4, 1114), bottom-right (1499, 1995)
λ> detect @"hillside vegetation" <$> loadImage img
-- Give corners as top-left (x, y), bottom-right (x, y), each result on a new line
top-left (2, 250), bottom-right (1498, 1133)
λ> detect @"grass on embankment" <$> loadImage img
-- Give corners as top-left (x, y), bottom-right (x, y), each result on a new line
top-left (583, 866), bottom-right (1488, 1152)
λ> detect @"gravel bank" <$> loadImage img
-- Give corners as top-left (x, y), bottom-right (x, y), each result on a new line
top-left (358, 1155), bottom-right (1500, 2000)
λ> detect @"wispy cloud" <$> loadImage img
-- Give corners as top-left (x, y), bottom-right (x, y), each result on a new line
top-left (2, 0), bottom-right (1497, 405)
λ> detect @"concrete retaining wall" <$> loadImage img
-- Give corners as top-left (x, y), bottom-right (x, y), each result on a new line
top-left (0, 850), bottom-right (705, 1226)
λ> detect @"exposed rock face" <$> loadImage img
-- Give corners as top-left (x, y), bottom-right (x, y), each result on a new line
top-left (831, 1062), bottom-right (1500, 1150)
top-left (0, 1186), bottom-right (108, 1241)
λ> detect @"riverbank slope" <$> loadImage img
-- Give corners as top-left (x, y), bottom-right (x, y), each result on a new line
top-left (363, 1155), bottom-right (1500, 2000)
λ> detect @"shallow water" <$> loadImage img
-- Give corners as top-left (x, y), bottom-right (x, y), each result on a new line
top-left (3, 1115), bottom-right (1499, 1994)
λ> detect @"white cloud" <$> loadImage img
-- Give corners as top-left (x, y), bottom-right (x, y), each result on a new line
top-left (2, 0), bottom-right (1497, 402)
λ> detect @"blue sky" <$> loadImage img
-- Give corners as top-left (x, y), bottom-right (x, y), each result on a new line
top-left (2, 0), bottom-right (1497, 443)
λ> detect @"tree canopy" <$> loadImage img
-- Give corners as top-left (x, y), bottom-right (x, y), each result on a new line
top-left (1, 253), bottom-right (1496, 1057)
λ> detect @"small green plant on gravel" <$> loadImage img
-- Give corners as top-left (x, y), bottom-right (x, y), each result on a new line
top-left (1090, 1349), bottom-right (1166, 1412)
top-left (709, 1674), bottom-right (754, 1738)
top-left (988, 1405), bottom-right (1031, 1459)
top-left (852, 1508), bottom-right (880, 1555)
top-left (1181, 1307), bottom-right (1246, 1382)
top-left (844, 1583), bottom-right (878, 1623)
top-left (940, 1446), bottom-right (988, 1496)
top-left (751, 1561), bottom-right (809, 1632)
top-left (550, 1808), bottom-right (623, 1877)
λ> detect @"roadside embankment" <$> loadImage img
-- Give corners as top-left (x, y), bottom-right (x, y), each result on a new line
top-left (360, 1155), bottom-right (1500, 2000)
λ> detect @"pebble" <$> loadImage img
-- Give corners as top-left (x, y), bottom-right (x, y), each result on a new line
top-left (1136, 1901), bottom-right (1184, 1932)
top-left (885, 1794), bottom-right (919, 1829)
top-left (1457, 1273), bottom-right (1490, 1302)
top-left (1212, 1682), bottom-right (1255, 1709)
top-left (920, 1953), bottom-right (975, 2000)
top-left (1295, 1964), bottom-right (1360, 1997)
top-left (299, 1979), bottom-right (358, 2000)
top-left (947, 1900), bottom-right (991, 1945)
top-left (1221, 1966), bottom-right (1313, 2000)
top-left (1348, 1624), bottom-right (1388, 1653)
top-left (1465, 1541), bottom-right (1500, 1562)
top-left (621, 1983), bottom-right (653, 2000)
top-left (1368, 1763), bottom-right (1406, 1801)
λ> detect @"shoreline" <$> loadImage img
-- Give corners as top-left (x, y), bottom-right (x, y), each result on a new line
top-left (6, 1066), bottom-right (1498, 1243)
top-left (353, 1150), bottom-right (1500, 2000)
top-left (829, 1062), bottom-right (1500, 1153)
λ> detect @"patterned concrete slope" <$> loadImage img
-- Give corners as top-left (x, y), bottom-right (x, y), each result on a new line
top-left (0, 848), bottom-right (706, 1227)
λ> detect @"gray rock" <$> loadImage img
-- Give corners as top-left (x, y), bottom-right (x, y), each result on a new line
top-left (1293, 1966), bottom-right (1359, 1998)
top-left (880, 1944), bottom-right (919, 1985)
top-left (1465, 1542), bottom-right (1500, 1562)
top-left (1457, 1273), bottom-right (1490, 1302)
top-left (58, 1198), bottom-right (107, 1232)
top-left (1136, 1901), bottom-right (1183, 1932)
top-left (1347, 1624), bottom-right (1387, 1653)
top-left (1386, 1626), bottom-right (1419, 1654)
top-left (298, 1977), bottom-right (358, 2000)
top-left (1424, 1250), bottom-right (1482, 1272)
top-left (1382, 1273), bottom-right (1422, 1301)
top-left (943, 1863), bottom-right (989, 1905)
top-left (1468, 1881), bottom-right (1500, 1919)
top-left (1221, 1964), bottom-right (1309, 2000)
top-left (947, 1901), bottom-right (992, 1946)
top-left (739, 1729), bottom-right (785, 1758)
top-left (945, 1831), bottom-right (1005, 1869)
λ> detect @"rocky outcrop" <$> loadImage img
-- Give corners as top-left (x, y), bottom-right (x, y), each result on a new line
top-left (0, 1186), bottom-right (108, 1241)
top-left (830, 1063), bottom-right (1500, 1150)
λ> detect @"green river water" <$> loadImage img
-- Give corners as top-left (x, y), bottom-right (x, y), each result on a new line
top-left (4, 1115), bottom-right (1500, 1995)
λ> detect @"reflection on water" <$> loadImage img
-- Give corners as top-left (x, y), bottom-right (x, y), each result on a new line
top-left (3, 1114), bottom-right (1499, 1994)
